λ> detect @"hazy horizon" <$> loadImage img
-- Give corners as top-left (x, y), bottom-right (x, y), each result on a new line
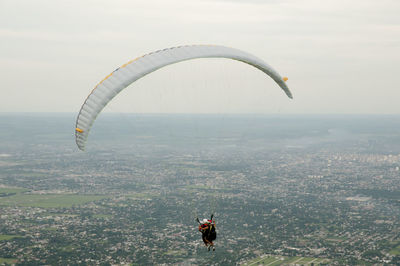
top-left (1, 0), bottom-right (399, 114)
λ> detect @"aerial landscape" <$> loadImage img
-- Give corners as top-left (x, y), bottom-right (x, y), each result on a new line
top-left (1, 0), bottom-right (400, 265)
top-left (0, 114), bottom-right (399, 265)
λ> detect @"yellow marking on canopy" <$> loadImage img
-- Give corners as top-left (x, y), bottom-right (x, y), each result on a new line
top-left (89, 45), bottom-right (225, 99)
top-left (121, 60), bottom-right (134, 68)
top-left (120, 55), bottom-right (144, 68)
top-left (75, 128), bottom-right (84, 133)
top-left (90, 55), bottom-right (146, 96)
top-left (93, 45), bottom-right (210, 90)
top-left (94, 72), bottom-right (114, 89)
top-left (283, 76), bottom-right (288, 82)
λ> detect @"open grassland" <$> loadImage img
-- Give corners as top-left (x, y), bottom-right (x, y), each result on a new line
top-left (0, 194), bottom-right (108, 208)
top-left (0, 235), bottom-right (21, 241)
top-left (0, 187), bottom-right (29, 193)
top-left (0, 258), bottom-right (17, 264)
top-left (164, 249), bottom-right (187, 256)
top-left (0, 187), bottom-right (29, 195)
top-left (93, 214), bottom-right (112, 219)
top-left (389, 245), bottom-right (400, 255)
top-left (243, 255), bottom-right (330, 265)
top-left (125, 192), bottom-right (158, 200)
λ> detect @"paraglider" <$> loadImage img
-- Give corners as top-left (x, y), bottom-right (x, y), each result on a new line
top-left (197, 215), bottom-right (217, 251)
top-left (75, 44), bottom-right (293, 151)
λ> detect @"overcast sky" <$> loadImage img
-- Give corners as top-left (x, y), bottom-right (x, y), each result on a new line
top-left (1, 0), bottom-right (399, 114)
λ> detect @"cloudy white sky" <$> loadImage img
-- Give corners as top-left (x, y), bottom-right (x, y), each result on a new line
top-left (1, 0), bottom-right (399, 114)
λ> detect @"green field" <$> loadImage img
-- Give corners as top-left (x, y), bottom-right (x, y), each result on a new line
top-left (0, 187), bottom-right (29, 195)
top-left (164, 249), bottom-right (186, 256)
top-left (243, 255), bottom-right (330, 265)
top-left (59, 245), bottom-right (78, 252)
top-left (126, 192), bottom-right (157, 200)
top-left (93, 214), bottom-right (112, 219)
top-left (42, 213), bottom-right (78, 217)
top-left (0, 194), bottom-right (109, 208)
top-left (389, 245), bottom-right (400, 255)
top-left (0, 257), bottom-right (17, 264)
top-left (185, 185), bottom-right (210, 190)
top-left (0, 235), bottom-right (21, 241)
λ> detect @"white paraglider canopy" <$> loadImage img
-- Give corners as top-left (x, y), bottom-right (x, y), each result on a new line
top-left (75, 45), bottom-right (293, 151)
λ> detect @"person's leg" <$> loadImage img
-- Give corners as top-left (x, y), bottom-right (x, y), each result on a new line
top-left (202, 235), bottom-right (209, 246)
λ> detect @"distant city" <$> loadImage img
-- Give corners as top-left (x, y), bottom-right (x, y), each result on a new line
top-left (0, 113), bottom-right (399, 265)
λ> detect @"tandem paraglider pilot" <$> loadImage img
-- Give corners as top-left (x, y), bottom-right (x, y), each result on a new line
top-left (197, 215), bottom-right (217, 251)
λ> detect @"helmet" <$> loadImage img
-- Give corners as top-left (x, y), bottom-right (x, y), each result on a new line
top-left (202, 219), bottom-right (209, 224)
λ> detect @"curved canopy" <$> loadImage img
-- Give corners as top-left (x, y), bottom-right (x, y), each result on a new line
top-left (75, 45), bottom-right (293, 151)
